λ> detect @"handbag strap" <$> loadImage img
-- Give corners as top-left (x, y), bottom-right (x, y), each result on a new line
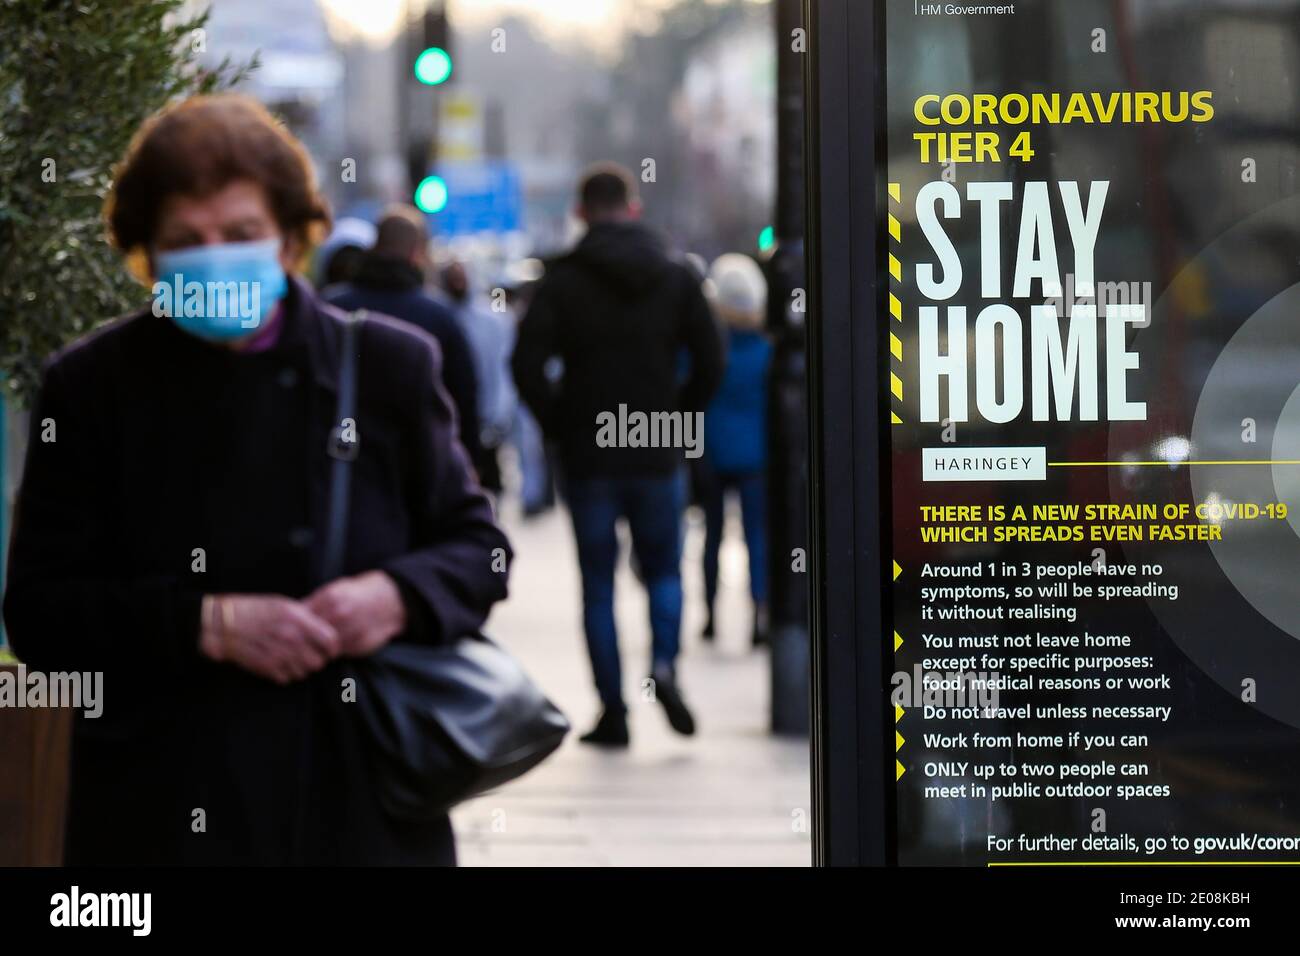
top-left (322, 310), bottom-right (365, 582)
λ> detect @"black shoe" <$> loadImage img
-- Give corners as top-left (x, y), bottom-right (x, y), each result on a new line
top-left (651, 672), bottom-right (696, 736)
top-left (579, 709), bottom-right (629, 747)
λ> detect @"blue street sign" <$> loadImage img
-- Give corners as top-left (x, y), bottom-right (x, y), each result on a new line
top-left (426, 160), bottom-right (523, 236)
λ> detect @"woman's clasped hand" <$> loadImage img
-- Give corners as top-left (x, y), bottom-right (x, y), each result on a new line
top-left (199, 571), bottom-right (408, 684)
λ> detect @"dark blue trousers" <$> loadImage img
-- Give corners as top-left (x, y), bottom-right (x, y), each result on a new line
top-left (567, 473), bottom-right (685, 708)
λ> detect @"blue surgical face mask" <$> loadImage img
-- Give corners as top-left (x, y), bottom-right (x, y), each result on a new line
top-left (152, 238), bottom-right (289, 342)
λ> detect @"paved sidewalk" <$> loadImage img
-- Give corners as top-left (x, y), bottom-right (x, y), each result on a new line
top-left (451, 503), bottom-right (812, 866)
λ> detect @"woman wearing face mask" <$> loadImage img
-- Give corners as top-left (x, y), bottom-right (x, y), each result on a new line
top-left (2, 94), bottom-right (511, 865)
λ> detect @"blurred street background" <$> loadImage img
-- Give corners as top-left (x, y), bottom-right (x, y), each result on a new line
top-left (204, 0), bottom-right (812, 865)
top-left (202, 0), bottom-right (777, 268)
top-left (454, 504), bottom-right (809, 866)
top-left (1, 0), bottom-right (813, 866)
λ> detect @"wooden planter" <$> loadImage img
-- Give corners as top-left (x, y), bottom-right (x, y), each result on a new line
top-left (0, 663), bottom-right (73, 865)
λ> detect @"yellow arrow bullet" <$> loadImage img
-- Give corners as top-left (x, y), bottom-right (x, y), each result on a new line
top-left (893, 561), bottom-right (902, 581)
top-left (896, 730), bottom-right (905, 752)
top-left (895, 703), bottom-right (904, 723)
top-left (896, 759), bottom-right (906, 781)
top-left (894, 631), bottom-right (903, 652)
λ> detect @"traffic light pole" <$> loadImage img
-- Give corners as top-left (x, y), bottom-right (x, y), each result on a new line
top-left (402, 0), bottom-right (452, 198)
top-left (766, 0), bottom-right (810, 736)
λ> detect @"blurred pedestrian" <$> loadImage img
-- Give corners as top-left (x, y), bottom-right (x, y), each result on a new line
top-left (438, 259), bottom-right (516, 494)
top-left (698, 254), bottom-right (772, 647)
top-left (512, 162), bottom-right (724, 746)
top-left (502, 260), bottom-right (558, 516)
top-left (323, 206), bottom-right (485, 478)
top-left (2, 94), bottom-right (511, 865)
top-left (315, 216), bottom-right (375, 288)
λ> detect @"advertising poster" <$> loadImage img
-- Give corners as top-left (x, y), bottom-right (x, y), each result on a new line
top-left (883, 0), bottom-right (1300, 865)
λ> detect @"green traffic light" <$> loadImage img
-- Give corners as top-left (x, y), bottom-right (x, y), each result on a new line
top-left (414, 47), bottom-right (453, 86)
top-left (758, 225), bottom-right (775, 252)
top-left (415, 175), bottom-right (449, 214)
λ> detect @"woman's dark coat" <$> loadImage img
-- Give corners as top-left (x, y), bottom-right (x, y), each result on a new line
top-left (3, 277), bottom-right (512, 865)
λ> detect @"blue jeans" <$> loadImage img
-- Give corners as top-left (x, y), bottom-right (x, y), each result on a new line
top-left (567, 473), bottom-right (686, 709)
top-left (511, 407), bottom-right (553, 512)
top-left (700, 468), bottom-right (768, 611)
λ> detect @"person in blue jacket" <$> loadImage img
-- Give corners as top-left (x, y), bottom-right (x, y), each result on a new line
top-left (699, 254), bottom-right (772, 647)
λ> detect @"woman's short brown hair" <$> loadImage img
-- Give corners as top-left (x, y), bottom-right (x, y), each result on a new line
top-left (106, 94), bottom-right (331, 252)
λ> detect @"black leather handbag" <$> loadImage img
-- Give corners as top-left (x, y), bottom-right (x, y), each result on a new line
top-left (323, 312), bottom-right (568, 821)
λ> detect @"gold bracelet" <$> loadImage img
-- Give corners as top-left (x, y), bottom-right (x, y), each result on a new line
top-left (201, 595), bottom-right (221, 661)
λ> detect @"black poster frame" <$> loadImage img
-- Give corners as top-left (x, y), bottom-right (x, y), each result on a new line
top-left (806, 0), bottom-right (893, 866)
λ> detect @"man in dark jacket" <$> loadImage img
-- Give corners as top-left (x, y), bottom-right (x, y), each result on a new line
top-left (324, 205), bottom-right (485, 474)
top-left (512, 163), bottom-right (724, 746)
